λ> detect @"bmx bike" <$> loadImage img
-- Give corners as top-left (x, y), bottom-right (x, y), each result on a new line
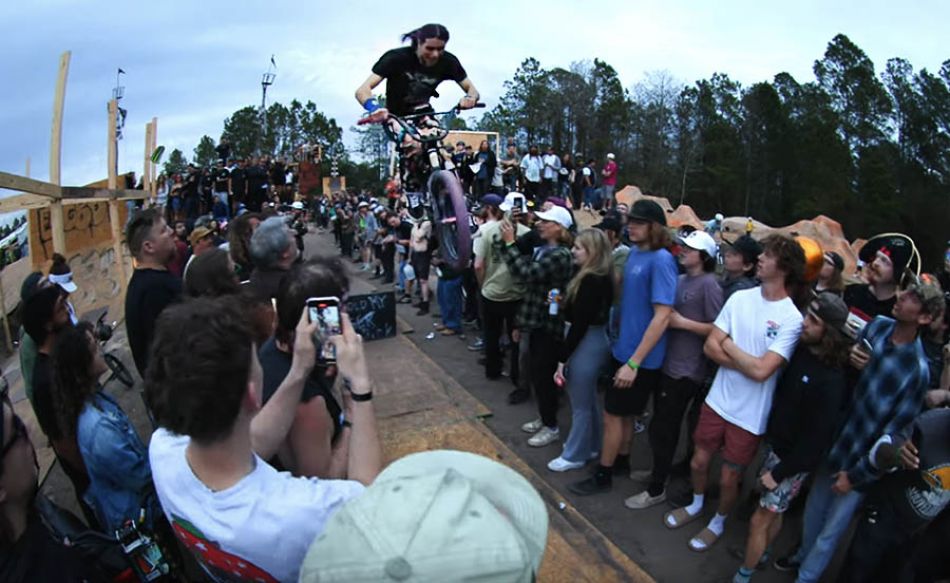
top-left (358, 104), bottom-right (484, 271)
top-left (94, 310), bottom-right (135, 389)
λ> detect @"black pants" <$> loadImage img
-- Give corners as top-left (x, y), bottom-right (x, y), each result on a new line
top-left (339, 232), bottom-right (355, 258)
top-left (844, 498), bottom-right (916, 583)
top-left (529, 331), bottom-right (561, 428)
top-left (462, 267), bottom-right (480, 322)
top-left (381, 244), bottom-right (395, 281)
top-left (474, 177), bottom-right (491, 198)
top-left (481, 296), bottom-right (519, 381)
top-left (649, 374), bottom-right (702, 492)
top-left (524, 180), bottom-right (540, 201)
top-left (541, 178), bottom-right (556, 201)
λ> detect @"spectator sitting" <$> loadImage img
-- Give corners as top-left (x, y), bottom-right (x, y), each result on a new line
top-left (719, 234), bottom-right (762, 301)
top-left (51, 322), bottom-right (161, 534)
top-left (247, 215), bottom-right (299, 305)
top-left (298, 450), bottom-right (548, 583)
top-left (261, 258), bottom-right (353, 478)
top-left (146, 296), bottom-right (381, 581)
top-left (0, 390), bottom-right (102, 582)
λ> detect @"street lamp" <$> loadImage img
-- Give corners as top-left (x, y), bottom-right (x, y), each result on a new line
top-left (259, 70), bottom-right (276, 155)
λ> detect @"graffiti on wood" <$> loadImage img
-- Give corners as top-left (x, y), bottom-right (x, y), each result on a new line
top-left (28, 202), bottom-right (128, 266)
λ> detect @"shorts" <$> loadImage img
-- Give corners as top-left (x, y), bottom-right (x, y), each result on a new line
top-left (604, 357), bottom-right (661, 417)
top-left (758, 447), bottom-right (808, 513)
top-left (411, 249), bottom-right (432, 281)
top-left (693, 402), bottom-right (761, 468)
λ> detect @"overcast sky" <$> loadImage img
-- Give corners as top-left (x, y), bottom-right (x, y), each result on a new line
top-left (1, 0), bottom-right (947, 189)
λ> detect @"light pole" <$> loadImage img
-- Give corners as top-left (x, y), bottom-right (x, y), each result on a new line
top-left (259, 65), bottom-right (276, 156)
top-left (113, 68), bottom-right (127, 178)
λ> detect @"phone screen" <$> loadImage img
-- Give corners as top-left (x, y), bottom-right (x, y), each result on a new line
top-left (309, 300), bottom-right (341, 361)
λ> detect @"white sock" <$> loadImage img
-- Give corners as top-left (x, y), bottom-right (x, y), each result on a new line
top-left (708, 512), bottom-right (727, 535)
top-left (685, 493), bottom-right (704, 516)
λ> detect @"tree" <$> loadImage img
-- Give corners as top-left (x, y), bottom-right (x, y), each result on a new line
top-left (193, 135), bottom-right (217, 168)
top-left (222, 107), bottom-right (262, 159)
top-left (163, 148), bottom-right (188, 176)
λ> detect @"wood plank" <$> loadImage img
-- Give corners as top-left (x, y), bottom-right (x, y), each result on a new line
top-left (49, 51), bottom-right (71, 186)
top-left (0, 194), bottom-right (53, 213)
top-left (0, 171), bottom-right (60, 198)
top-left (60, 187), bottom-right (148, 200)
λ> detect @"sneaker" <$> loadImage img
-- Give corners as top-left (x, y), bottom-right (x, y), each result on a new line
top-left (548, 456), bottom-right (585, 472)
top-left (773, 556), bottom-right (800, 572)
top-left (440, 328), bottom-right (458, 336)
top-left (521, 418), bottom-right (543, 433)
top-left (467, 339), bottom-right (485, 352)
top-left (624, 489), bottom-right (667, 509)
top-left (568, 475), bottom-right (612, 496)
top-left (528, 427), bottom-right (559, 447)
top-left (633, 418), bottom-right (647, 434)
top-left (629, 469), bottom-right (654, 483)
top-left (727, 546), bottom-right (770, 570)
top-left (508, 388), bottom-right (530, 405)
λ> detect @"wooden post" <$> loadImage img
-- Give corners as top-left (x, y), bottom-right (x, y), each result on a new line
top-left (143, 121), bottom-right (152, 196)
top-left (150, 117), bottom-right (158, 201)
top-left (25, 158), bottom-right (31, 178)
top-left (108, 99), bottom-right (127, 282)
top-left (48, 51), bottom-right (70, 255)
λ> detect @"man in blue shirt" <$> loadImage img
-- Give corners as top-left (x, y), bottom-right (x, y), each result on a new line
top-left (777, 278), bottom-right (940, 582)
top-left (569, 199), bottom-right (677, 496)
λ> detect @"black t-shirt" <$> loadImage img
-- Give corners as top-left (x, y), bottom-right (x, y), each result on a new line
top-left (396, 221), bottom-right (413, 243)
top-left (843, 283), bottom-right (896, 321)
top-left (212, 167), bottom-right (230, 192)
top-left (125, 268), bottom-right (182, 376)
top-left (230, 167), bottom-right (247, 199)
top-left (270, 161), bottom-right (286, 186)
top-left (870, 408), bottom-right (950, 533)
top-left (258, 337), bottom-right (342, 440)
top-left (31, 353), bottom-right (59, 440)
top-left (372, 47), bottom-right (467, 116)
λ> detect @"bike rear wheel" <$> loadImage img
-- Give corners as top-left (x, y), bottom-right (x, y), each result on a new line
top-left (104, 353), bottom-right (135, 388)
top-left (428, 170), bottom-right (471, 272)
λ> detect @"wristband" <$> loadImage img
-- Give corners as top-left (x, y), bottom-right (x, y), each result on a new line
top-left (626, 359), bottom-right (640, 371)
top-left (350, 390), bottom-right (373, 402)
top-left (363, 98), bottom-right (380, 114)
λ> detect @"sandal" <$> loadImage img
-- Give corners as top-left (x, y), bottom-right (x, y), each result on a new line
top-left (663, 507), bottom-right (702, 530)
top-left (440, 328), bottom-right (458, 336)
top-left (688, 527), bottom-right (721, 552)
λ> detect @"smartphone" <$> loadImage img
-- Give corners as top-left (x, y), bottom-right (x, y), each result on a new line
top-left (860, 338), bottom-right (874, 354)
top-left (307, 296), bottom-right (342, 362)
top-left (512, 193), bottom-right (527, 214)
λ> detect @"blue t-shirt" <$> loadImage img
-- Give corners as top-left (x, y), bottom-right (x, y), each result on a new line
top-left (611, 246), bottom-right (678, 369)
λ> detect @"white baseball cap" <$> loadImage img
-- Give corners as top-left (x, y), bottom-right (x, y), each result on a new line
top-left (680, 230), bottom-right (718, 257)
top-left (299, 450), bottom-right (549, 582)
top-left (499, 192), bottom-right (524, 212)
top-left (534, 206), bottom-right (573, 229)
top-left (48, 271), bottom-right (77, 294)
top-left (606, 153), bottom-right (615, 159)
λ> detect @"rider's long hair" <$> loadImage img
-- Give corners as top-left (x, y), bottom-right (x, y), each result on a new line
top-left (51, 322), bottom-right (99, 441)
top-left (402, 24), bottom-right (449, 49)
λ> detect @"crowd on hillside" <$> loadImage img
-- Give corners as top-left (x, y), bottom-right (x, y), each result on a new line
top-left (3, 132), bottom-right (950, 582)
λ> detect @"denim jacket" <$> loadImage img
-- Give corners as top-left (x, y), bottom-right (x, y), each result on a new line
top-left (77, 391), bottom-right (157, 533)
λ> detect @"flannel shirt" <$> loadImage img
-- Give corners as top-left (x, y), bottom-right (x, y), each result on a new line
top-left (501, 242), bottom-right (573, 336)
top-left (827, 316), bottom-right (929, 489)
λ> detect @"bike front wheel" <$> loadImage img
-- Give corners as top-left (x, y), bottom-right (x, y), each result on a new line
top-left (428, 170), bottom-right (471, 272)
top-left (104, 353), bottom-right (135, 388)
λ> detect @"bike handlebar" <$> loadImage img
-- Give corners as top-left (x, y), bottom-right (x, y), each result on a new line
top-left (356, 103), bottom-right (486, 126)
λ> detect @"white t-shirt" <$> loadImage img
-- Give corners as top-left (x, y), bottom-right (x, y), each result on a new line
top-left (149, 429), bottom-right (364, 582)
top-left (705, 287), bottom-right (802, 435)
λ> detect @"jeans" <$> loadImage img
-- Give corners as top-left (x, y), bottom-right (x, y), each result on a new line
top-left (481, 296), bottom-right (520, 381)
top-left (793, 467), bottom-right (866, 583)
top-left (529, 330), bottom-right (561, 429)
top-left (437, 277), bottom-right (463, 331)
top-left (214, 191), bottom-right (229, 217)
top-left (561, 326), bottom-right (608, 463)
top-left (648, 374), bottom-right (702, 491)
top-left (583, 186), bottom-right (598, 207)
top-left (603, 184), bottom-right (615, 204)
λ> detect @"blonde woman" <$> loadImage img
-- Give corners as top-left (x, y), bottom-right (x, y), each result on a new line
top-left (548, 229), bottom-right (615, 471)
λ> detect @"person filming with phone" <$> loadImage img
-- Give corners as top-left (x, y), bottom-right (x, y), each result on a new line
top-left (145, 282), bottom-right (381, 582)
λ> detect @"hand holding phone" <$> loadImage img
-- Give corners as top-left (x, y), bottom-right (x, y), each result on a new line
top-left (307, 297), bottom-right (342, 362)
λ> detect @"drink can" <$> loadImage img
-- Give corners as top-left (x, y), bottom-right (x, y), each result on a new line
top-left (548, 288), bottom-right (560, 316)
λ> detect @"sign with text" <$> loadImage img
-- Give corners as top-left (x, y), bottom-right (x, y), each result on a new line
top-left (345, 291), bottom-right (396, 341)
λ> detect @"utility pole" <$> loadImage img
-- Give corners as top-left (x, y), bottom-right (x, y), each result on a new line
top-left (259, 56), bottom-right (276, 156)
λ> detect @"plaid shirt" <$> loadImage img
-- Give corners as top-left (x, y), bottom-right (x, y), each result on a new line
top-left (502, 242), bottom-right (573, 336)
top-left (828, 316), bottom-right (929, 489)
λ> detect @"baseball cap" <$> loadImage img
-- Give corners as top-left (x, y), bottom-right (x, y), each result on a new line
top-left (20, 271), bottom-right (46, 302)
top-left (904, 274), bottom-right (944, 316)
top-left (627, 199), bottom-right (666, 226)
top-left (534, 206), bottom-right (573, 229)
top-left (594, 213), bottom-right (623, 234)
top-left (292, 201), bottom-right (305, 210)
top-left (499, 192), bottom-right (524, 212)
top-left (298, 450), bottom-right (548, 583)
top-left (810, 291), bottom-right (849, 333)
top-left (679, 230), bottom-right (718, 257)
top-left (607, 153), bottom-right (615, 159)
top-left (824, 251), bottom-right (845, 273)
top-left (48, 271), bottom-right (78, 294)
top-left (357, 201), bottom-right (369, 208)
top-left (480, 194), bottom-right (504, 207)
top-left (188, 226), bottom-right (213, 246)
